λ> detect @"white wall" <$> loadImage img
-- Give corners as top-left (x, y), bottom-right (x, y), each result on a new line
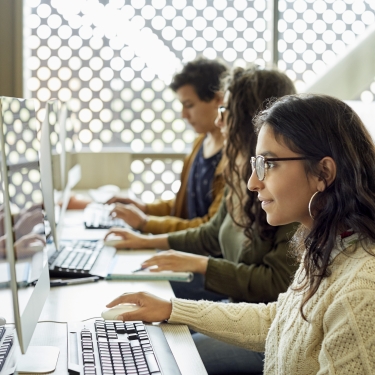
top-left (345, 100), bottom-right (375, 142)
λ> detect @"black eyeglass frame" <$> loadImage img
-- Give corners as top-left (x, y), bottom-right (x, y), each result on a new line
top-left (251, 155), bottom-right (308, 181)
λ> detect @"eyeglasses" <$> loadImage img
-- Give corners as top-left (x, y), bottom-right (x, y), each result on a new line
top-left (218, 106), bottom-right (227, 121)
top-left (251, 155), bottom-right (307, 181)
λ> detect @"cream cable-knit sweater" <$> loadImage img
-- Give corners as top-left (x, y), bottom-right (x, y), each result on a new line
top-left (169, 236), bottom-right (375, 374)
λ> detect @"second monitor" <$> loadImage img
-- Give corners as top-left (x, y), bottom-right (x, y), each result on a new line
top-left (0, 96), bottom-right (59, 373)
top-left (39, 101), bottom-right (117, 279)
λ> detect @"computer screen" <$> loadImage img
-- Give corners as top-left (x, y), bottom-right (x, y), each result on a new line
top-left (50, 102), bottom-right (72, 192)
top-left (40, 100), bottom-right (59, 248)
top-left (58, 103), bottom-right (68, 190)
top-left (39, 100), bottom-right (81, 248)
top-left (0, 97), bottom-right (58, 372)
top-left (0, 151), bottom-right (19, 375)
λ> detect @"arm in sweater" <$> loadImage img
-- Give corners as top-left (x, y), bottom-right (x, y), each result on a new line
top-left (166, 197), bottom-right (228, 257)
top-left (145, 199), bottom-right (175, 217)
top-left (205, 223), bottom-right (298, 302)
top-left (318, 288), bottom-right (375, 374)
top-left (142, 186), bottom-right (225, 234)
top-left (169, 298), bottom-right (278, 353)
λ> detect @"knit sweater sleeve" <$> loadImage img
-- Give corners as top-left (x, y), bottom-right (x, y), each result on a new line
top-left (145, 199), bottom-right (175, 217)
top-left (318, 288), bottom-right (375, 374)
top-left (166, 197), bottom-right (227, 257)
top-left (169, 298), bottom-right (278, 352)
top-left (142, 186), bottom-right (224, 234)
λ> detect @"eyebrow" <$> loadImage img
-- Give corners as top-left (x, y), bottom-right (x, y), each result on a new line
top-left (259, 151), bottom-right (278, 157)
top-left (181, 100), bottom-right (193, 105)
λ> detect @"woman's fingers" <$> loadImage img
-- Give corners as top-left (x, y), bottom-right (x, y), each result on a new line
top-left (14, 233), bottom-right (46, 247)
top-left (142, 255), bottom-right (178, 272)
top-left (106, 292), bottom-right (172, 322)
top-left (104, 228), bottom-right (129, 239)
top-left (105, 197), bottom-right (117, 205)
top-left (141, 257), bottom-right (158, 268)
top-left (141, 253), bottom-right (170, 267)
top-left (112, 241), bottom-right (129, 249)
top-left (106, 197), bottom-right (133, 205)
top-left (106, 293), bottom-right (141, 307)
top-left (111, 205), bottom-right (146, 230)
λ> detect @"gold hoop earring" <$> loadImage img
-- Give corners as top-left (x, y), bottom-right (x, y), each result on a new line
top-left (308, 191), bottom-right (320, 220)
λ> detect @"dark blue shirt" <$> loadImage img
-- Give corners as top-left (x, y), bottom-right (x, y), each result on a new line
top-left (187, 143), bottom-right (222, 219)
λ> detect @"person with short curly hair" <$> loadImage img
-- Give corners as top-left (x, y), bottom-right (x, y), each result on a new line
top-left (107, 57), bottom-right (228, 234)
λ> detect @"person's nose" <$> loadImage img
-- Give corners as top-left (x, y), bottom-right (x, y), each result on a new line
top-left (181, 108), bottom-right (189, 120)
top-left (248, 168), bottom-right (263, 192)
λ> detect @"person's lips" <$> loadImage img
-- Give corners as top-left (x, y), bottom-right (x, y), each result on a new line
top-left (258, 196), bottom-right (273, 208)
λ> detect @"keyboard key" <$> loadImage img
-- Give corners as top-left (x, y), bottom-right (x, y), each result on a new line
top-left (72, 320), bottom-right (181, 375)
top-left (84, 206), bottom-right (127, 230)
top-left (145, 353), bottom-right (160, 373)
top-left (76, 253), bottom-right (90, 268)
top-left (0, 333), bottom-right (14, 371)
top-left (52, 249), bottom-right (70, 268)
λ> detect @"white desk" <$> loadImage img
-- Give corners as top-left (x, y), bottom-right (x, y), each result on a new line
top-left (0, 209), bottom-right (207, 374)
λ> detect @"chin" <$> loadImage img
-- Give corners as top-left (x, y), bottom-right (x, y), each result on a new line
top-left (266, 218), bottom-right (279, 227)
top-left (266, 215), bottom-right (287, 227)
top-left (194, 127), bottom-right (205, 134)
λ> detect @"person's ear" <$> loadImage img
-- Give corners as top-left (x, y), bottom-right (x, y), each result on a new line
top-left (317, 157), bottom-right (336, 191)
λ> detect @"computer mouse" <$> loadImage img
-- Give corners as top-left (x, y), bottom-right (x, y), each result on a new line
top-left (103, 237), bottom-right (126, 248)
top-left (0, 317), bottom-right (6, 326)
top-left (101, 304), bottom-right (140, 320)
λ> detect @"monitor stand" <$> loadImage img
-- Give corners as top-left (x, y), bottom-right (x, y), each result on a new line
top-left (17, 346), bottom-right (59, 373)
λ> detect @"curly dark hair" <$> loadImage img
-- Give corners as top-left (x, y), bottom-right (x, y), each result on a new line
top-left (223, 66), bottom-right (296, 240)
top-left (170, 57), bottom-right (228, 101)
top-left (253, 94), bottom-right (375, 320)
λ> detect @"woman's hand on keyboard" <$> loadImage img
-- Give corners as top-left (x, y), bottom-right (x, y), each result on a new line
top-left (106, 292), bottom-right (172, 323)
top-left (0, 233), bottom-right (45, 260)
top-left (106, 196), bottom-right (146, 213)
top-left (141, 250), bottom-right (209, 274)
top-left (13, 209), bottom-right (44, 238)
top-left (0, 235), bottom-right (5, 259)
top-left (110, 203), bottom-right (148, 231)
top-left (104, 229), bottom-right (170, 250)
top-left (14, 233), bottom-right (46, 259)
top-left (104, 228), bottom-right (149, 249)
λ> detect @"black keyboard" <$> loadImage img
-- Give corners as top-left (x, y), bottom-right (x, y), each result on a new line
top-left (49, 240), bottom-right (102, 275)
top-left (84, 206), bottom-right (126, 230)
top-left (68, 320), bottom-right (181, 375)
top-left (0, 327), bottom-right (15, 374)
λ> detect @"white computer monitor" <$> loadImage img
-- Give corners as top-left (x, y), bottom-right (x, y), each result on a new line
top-left (40, 100), bottom-right (59, 248)
top-left (0, 97), bottom-right (59, 372)
top-left (58, 103), bottom-right (68, 190)
top-left (0, 162), bottom-right (18, 375)
top-left (39, 100), bottom-right (81, 249)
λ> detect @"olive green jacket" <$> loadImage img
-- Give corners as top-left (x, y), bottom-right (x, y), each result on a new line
top-left (168, 197), bottom-right (298, 303)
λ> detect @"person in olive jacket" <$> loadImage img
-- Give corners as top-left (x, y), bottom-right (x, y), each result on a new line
top-left (105, 67), bottom-right (298, 374)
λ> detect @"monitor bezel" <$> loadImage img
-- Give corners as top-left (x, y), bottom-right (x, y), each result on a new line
top-left (0, 97), bottom-right (51, 354)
